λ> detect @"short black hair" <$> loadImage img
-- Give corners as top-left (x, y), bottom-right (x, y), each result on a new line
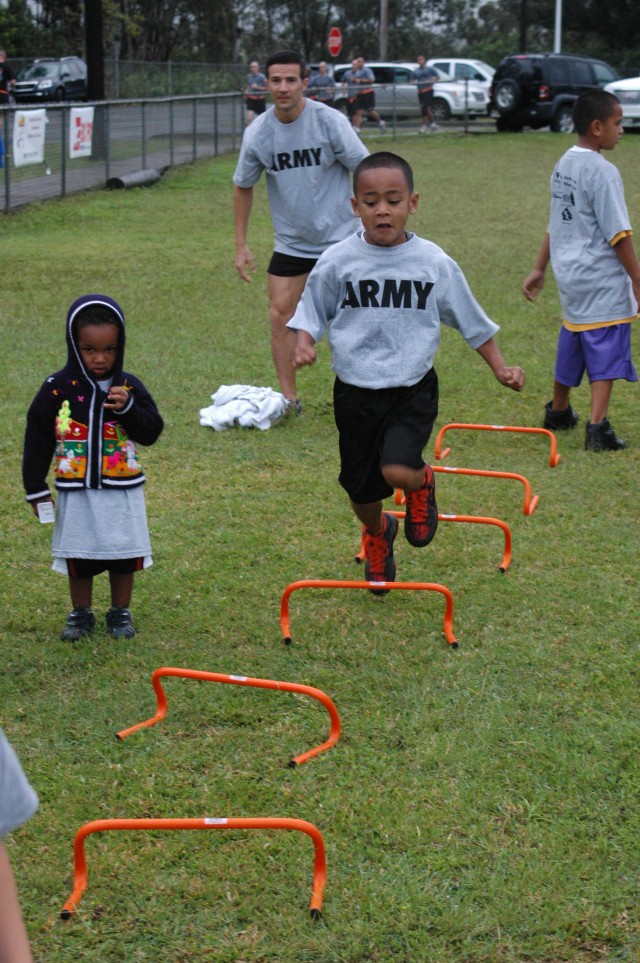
top-left (353, 151), bottom-right (414, 195)
top-left (265, 50), bottom-right (306, 79)
top-left (75, 306), bottom-right (120, 331)
top-left (572, 89), bottom-right (619, 135)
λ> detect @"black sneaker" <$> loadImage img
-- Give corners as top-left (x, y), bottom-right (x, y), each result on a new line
top-left (585, 419), bottom-right (626, 452)
top-left (404, 464), bottom-right (438, 547)
top-left (61, 607), bottom-right (95, 642)
top-left (543, 400), bottom-right (579, 431)
top-left (106, 607), bottom-right (136, 639)
top-left (363, 513), bottom-right (398, 596)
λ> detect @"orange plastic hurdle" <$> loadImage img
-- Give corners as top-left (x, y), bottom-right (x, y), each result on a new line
top-left (60, 816), bottom-right (327, 920)
top-left (354, 510), bottom-right (512, 572)
top-left (116, 667), bottom-right (341, 767)
top-left (434, 422), bottom-right (561, 467)
top-left (280, 579), bottom-right (458, 647)
top-left (395, 466), bottom-right (539, 515)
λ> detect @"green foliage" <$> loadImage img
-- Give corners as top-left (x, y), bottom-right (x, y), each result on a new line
top-left (1, 132), bottom-right (639, 961)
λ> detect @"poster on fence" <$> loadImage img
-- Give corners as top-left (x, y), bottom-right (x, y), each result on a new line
top-left (13, 110), bottom-right (47, 167)
top-left (69, 106), bottom-right (94, 158)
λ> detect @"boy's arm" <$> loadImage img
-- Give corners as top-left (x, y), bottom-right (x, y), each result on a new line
top-left (233, 185), bottom-right (255, 283)
top-left (0, 842), bottom-right (34, 963)
top-left (107, 381), bottom-right (164, 446)
top-left (523, 233), bottom-right (550, 301)
top-left (476, 337), bottom-right (525, 391)
top-left (612, 234), bottom-right (640, 310)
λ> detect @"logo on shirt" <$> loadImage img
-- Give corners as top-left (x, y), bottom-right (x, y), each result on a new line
top-left (341, 278), bottom-right (434, 309)
top-left (269, 147), bottom-right (322, 172)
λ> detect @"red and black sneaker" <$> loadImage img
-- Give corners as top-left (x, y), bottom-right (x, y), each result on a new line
top-left (363, 513), bottom-right (398, 596)
top-left (404, 464), bottom-right (438, 547)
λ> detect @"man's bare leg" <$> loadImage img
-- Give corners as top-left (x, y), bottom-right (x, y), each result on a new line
top-left (268, 272), bottom-right (309, 401)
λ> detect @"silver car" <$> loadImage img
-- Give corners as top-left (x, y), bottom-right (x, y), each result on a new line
top-left (605, 76), bottom-right (640, 129)
top-left (333, 61), bottom-right (489, 121)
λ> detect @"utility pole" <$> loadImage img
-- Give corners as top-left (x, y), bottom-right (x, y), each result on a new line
top-left (84, 0), bottom-right (105, 100)
top-left (380, 0), bottom-right (388, 59)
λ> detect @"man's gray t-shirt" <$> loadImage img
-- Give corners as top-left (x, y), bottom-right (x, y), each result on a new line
top-left (233, 99), bottom-right (368, 257)
top-left (288, 231), bottom-right (499, 389)
top-left (549, 146), bottom-right (636, 325)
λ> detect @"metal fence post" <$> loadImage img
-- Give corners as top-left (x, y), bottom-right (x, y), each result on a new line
top-left (104, 103), bottom-right (111, 182)
top-left (141, 101), bottom-right (146, 168)
top-left (2, 109), bottom-right (10, 212)
top-left (169, 97), bottom-right (174, 167)
top-left (61, 107), bottom-right (67, 197)
top-left (192, 98), bottom-right (197, 162)
top-left (214, 97), bottom-right (218, 156)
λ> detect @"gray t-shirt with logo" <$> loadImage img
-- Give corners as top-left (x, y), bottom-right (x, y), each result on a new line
top-left (549, 146), bottom-right (636, 325)
top-left (233, 99), bottom-right (368, 257)
top-left (288, 231), bottom-right (499, 389)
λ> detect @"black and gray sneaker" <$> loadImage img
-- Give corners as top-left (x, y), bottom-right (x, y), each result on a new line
top-left (61, 607), bottom-right (95, 642)
top-left (543, 400), bottom-right (579, 431)
top-left (585, 419), bottom-right (626, 452)
top-left (106, 607), bottom-right (136, 639)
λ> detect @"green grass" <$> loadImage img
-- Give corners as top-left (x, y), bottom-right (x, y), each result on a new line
top-left (1, 130), bottom-right (639, 962)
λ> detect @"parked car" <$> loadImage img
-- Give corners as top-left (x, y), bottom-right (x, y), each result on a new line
top-left (605, 76), bottom-right (640, 129)
top-left (14, 57), bottom-right (88, 103)
top-left (490, 53), bottom-right (619, 132)
top-left (333, 62), bottom-right (489, 121)
top-left (427, 58), bottom-right (495, 92)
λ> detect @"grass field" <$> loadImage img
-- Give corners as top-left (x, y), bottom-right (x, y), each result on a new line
top-left (1, 130), bottom-right (639, 962)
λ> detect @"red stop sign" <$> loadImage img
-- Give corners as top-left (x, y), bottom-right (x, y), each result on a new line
top-left (328, 27), bottom-right (342, 58)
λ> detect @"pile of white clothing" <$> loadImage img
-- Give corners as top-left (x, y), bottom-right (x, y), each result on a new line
top-left (199, 384), bottom-right (290, 431)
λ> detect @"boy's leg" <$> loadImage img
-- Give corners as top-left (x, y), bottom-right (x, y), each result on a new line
top-left (350, 499), bottom-right (384, 532)
top-left (267, 272), bottom-right (309, 402)
top-left (552, 379), bottom-right (572, 411)
top-left (69, 575), bottom-right (92, 608)
top-left (585, 378), bottom-right (626, 450)
top-left (589, 379), bottom-right (613, 424)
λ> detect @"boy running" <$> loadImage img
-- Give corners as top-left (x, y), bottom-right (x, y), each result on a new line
top-left (289, 152), bottom-right (524, 590)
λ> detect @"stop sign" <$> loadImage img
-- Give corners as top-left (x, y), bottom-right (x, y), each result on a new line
top-left (328, 27), bottom-right (342, 58)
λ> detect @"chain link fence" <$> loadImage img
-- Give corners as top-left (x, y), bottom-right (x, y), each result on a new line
top-left (1, 93), bottom-right (244, 212)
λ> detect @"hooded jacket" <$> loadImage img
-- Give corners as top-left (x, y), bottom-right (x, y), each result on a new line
top-left (22, 294), bottom-right (164, 503)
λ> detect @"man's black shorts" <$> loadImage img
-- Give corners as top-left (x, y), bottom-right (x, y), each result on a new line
top-left (66, 557), bottom-right (145, 578)
top-left (334, 368), bottom-right (439, 504)
top-left (268, 251), bottom-right (318, 277)
top-left (357, 91), bottom-right (376, 113)
top-left (419, 90), bottom-right (435, 111)
top-left (245, 97), bottom-right (266, 115)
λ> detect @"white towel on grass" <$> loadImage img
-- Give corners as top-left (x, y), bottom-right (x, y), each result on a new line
top-left (199, 384), bottom-right (290, 431)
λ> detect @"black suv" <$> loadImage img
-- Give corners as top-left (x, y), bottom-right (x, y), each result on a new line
top-left (14, 57), bottom-right (88, 103)
top-left (490, 53), bottom-right (619, 132)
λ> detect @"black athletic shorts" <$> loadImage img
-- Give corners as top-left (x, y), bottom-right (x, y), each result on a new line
top-left (66, 556), bottom-right (145, 578)
top-left (357, 91), bottom-right (376, 112)
top-left (245, 98), bottom-right (266, 115)
top-left (419, 90), bottom-right (435, 111)
top-left (268, 251), bottom-right (318, 277)
top-left (334, 367), bottom-right (439, 504)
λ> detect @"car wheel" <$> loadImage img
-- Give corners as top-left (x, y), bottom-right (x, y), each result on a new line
top-left (551, 104), bottom-right (574, 133)
top-left (54, 86), bottom-right (65, 101)
top-left (496, 116), bottom-right (523, 132)
top-left (494, 78), bottom-right (521, 113)
top-left (432, 98), bottom-right (451, 122)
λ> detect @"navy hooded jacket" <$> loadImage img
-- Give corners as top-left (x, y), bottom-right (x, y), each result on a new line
top-left (22, 295), bottom-right (164, 503)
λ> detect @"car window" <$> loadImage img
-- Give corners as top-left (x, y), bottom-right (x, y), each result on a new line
top-left (393, 68), bottom-right (412, 83)
top-left (546, 60), bottom-right (567, 85)
top-left (432, 62), bottom-right (449, 75)
top-left (592, 62), bottom-right (618, 85)
top-left (371, 67), bottom-right (394, 84)
top-left (456, 64), bottom-right (480, 81)
top-left (571, 61), bottom-right (593, 85)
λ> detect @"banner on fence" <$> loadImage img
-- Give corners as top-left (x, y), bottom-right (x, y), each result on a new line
top-left (13, 110), bottom-right (47, 167)
top-left (69, 107), bottom-right (95, 158)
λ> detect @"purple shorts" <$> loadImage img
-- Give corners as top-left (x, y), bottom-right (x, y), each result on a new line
top-left (554, 323), bottom-right (637, 386)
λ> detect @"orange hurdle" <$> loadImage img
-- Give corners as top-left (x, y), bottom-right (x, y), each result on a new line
top-left (434, 422), bottom-right (561, 467)
top-left (60, 816), bottom-right (327, 920)
top-left (280, 579), bottom-right (458, 647)
top-left (354, 511), bottom-right (512, 572)
top-left (395, 466), bottom-right (539, 515)
top-left (116, 667), bottom-right (341, 767)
